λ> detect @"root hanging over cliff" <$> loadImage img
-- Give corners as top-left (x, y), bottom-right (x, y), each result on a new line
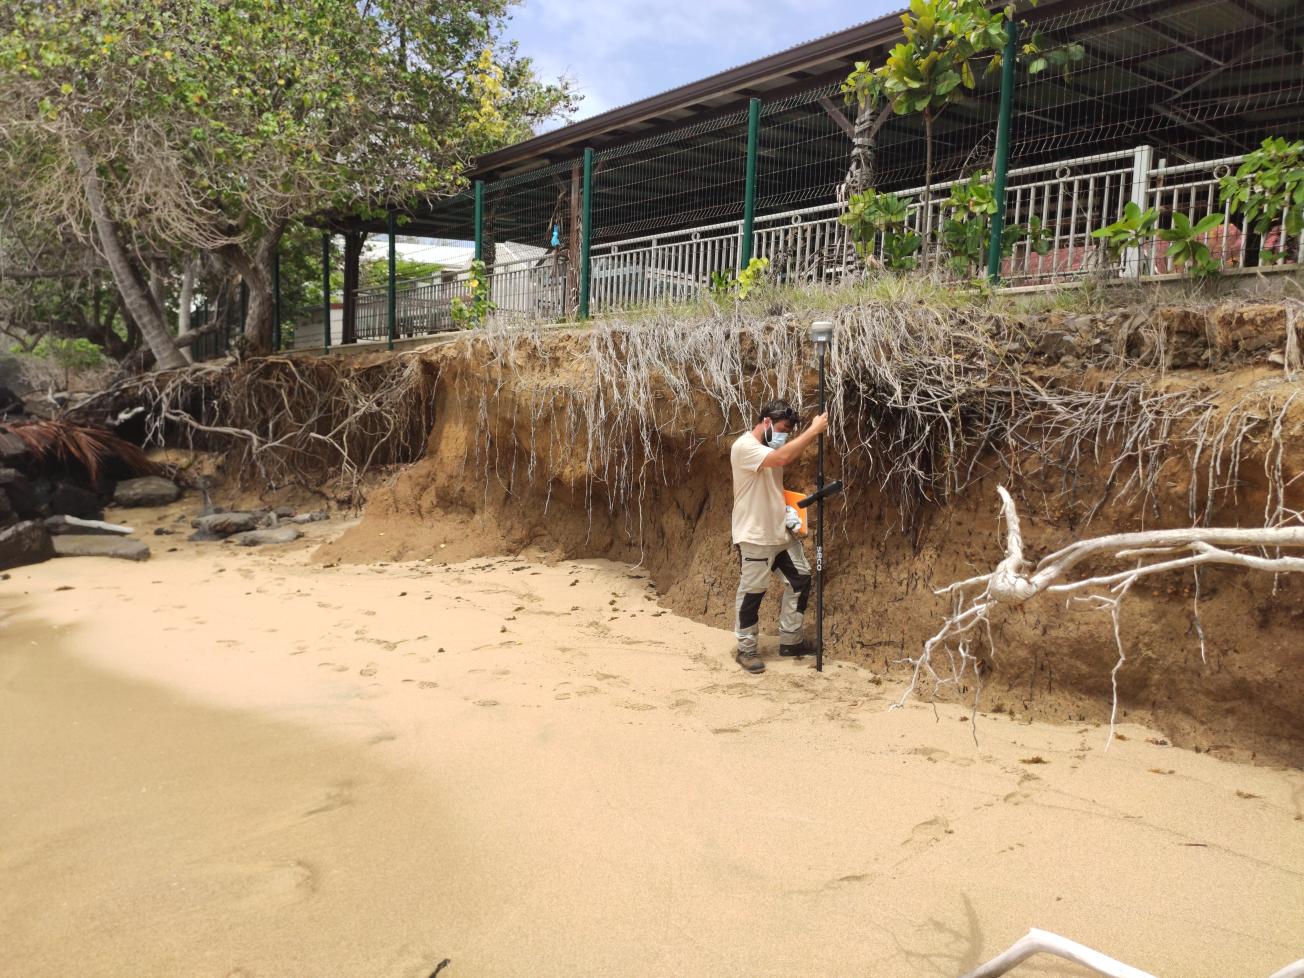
top-left (99, 353), bottom-right (438, 497)
top-left (451, 297), bottom-right (1303, 541)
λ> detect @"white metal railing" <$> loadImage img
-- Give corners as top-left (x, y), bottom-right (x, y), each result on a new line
top-left (329, 144), bottom-right (1301, 343)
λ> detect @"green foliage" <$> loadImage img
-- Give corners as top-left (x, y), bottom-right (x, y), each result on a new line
top-left (840, 189), bottom-right (921, 270)
top-left (735, 258), bottom-right (770, 300)
top-left (1157, 212), bottom-right (1225, 279)
top-left (360, 259), bottom-right (443, 291)
top-left (0, 1), bottom-right (573, 227)
top-left (707, 258), bottom-right (772, 300)
top-left (1091, 202), bottom-right (1159, 262)
top-left (450, 259), bottom-right (493, 328)
top-left (0, 1), bottom-right (573, 353)
top-left (1219, 136), bottom-right (1304, 238)
top-left (840, 1), bottom-right (1081, 273)
top-left (841, 0), bottom-right (1009, 118)
top-left (26, 335), bottom-right (104, 386)
top-left (939, 170), bottom-right (1049, 276)
top-left (840, 1), bottom-right (1082, 117)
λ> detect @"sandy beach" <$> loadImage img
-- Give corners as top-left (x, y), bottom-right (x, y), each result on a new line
top-left (2, 505), bottom-right (1302, 978)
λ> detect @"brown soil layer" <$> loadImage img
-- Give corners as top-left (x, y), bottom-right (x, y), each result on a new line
top-left (311, 322), bottom-right (1304, 768)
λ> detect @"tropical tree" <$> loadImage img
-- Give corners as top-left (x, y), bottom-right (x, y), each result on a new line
top-left (0, 1), bottom-right (573, 366)
top-left (842, 0), bottom-right (1082, 270)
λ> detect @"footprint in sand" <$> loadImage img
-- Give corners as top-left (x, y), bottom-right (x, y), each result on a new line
top-left (901, 816), bottom-right (952, 853)
top-left (317, 662), bottom-right (349, 672)
top-left (419, 681), bottom-right (438, 689)
top-left (474, 699), bottom-right (499, 707)
top-left (359, 663), bottom-right (378, 677)
top-left (304, 781), bottom-right (353, 817)
top-left (204, 860), bottom-right (318, 911)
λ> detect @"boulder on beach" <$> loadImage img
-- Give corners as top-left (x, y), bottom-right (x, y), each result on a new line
top-left (0, 520), bottom-right (55, 571)
top-left (227, 526), bottom-right (302, 547)
top-left (52, 535), bottom-right (150, 561)
top-left (49, 482), bottom-right (104, 521)
top-left (0, 467), bottom-right (39, 517)
top-left (191, 512), bottom-right (259, 538)
top-left (113, 476), bottom-right (180, 508)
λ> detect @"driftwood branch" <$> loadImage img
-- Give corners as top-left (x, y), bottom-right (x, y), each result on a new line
top-left (961, 929), bottom-right (1158, 978)
top-left (962, 929), bottom-right (1303, 978)
top-left (903, 487), bottom-right (1304, 731)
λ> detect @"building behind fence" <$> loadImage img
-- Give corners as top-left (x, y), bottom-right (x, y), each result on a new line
top-left (267, 0), bottom-right (1303, 353)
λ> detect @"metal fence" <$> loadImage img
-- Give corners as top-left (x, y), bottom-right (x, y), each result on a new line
top-left (284, 0), bottom-right (1301, 348)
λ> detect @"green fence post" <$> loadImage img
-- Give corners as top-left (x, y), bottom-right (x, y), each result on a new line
top-left (579, 148), bottom-right (594, 320)
top-left (986, 19), bottom-right (1018, 284)
top-left (387, 210), bottom-right (397, 351)
top-left (473, 180), bottom-right (484, 263)
top-left (321, 232), bottom-right (331, 355)
top-left (740, 97), bottom-right (762, 270)
top-left (272, 248), bottom-right (281, 353)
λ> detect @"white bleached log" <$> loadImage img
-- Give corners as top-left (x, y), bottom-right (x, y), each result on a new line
top-left (960, 929), bottom-right (1159, 978)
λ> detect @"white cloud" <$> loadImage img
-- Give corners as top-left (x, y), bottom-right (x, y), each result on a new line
top-left (507, 0), bottom-right (895, 124)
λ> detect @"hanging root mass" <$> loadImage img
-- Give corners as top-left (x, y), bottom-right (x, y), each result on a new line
top-left (455, 296), bottom-right (1301, 539)
top-left (97, 353), bottom-right (438, 499)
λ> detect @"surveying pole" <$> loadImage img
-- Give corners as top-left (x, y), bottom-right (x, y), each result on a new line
top-left (809, 321), bottom-right (834, 671)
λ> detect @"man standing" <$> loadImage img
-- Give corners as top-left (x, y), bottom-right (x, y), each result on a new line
top-left (730, 400), bottom-right (828, 674)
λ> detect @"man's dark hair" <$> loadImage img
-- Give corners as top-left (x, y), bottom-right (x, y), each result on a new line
top-left (757, 400), bottom-right (799, 426)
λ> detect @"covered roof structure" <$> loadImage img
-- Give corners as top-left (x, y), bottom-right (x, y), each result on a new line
top-left (330, 0), bottom-right (1303, 252)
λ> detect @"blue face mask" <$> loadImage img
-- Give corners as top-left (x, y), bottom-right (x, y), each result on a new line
top-left (765, 425), bottom-right (789, 448)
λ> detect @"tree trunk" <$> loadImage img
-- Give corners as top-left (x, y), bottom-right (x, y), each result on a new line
top-left (217, 224), bottom-right (285, 355)
top-left (70, 143), bottom-right (188, 371)
top-left (922, 110), bottom-right (934, 274)
top-left (341, 232), bottom-right (366, 344)
top-left (842, 101), bottom-right (893, 199)
top-left (175, 258), bottom-right (196, 363)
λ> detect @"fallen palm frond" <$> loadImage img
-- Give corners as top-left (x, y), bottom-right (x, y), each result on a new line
top-left (3, 418), bottom-right (157, 482)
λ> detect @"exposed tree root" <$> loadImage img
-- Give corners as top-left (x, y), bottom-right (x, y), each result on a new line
top-left (86, 353), bottom-right (438, 500)
top-left (911, 486), bottom-right (1304, 737)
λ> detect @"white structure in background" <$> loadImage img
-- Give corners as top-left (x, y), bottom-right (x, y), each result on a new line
top-left (304, 145), bottom-right (1302, 349)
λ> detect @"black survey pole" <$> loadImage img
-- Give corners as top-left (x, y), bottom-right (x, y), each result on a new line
top-left (810, 320), bottom-right (834, 672)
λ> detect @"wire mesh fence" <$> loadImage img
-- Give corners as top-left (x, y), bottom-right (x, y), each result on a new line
top-left (292, 0), bottom-right (1302, 346)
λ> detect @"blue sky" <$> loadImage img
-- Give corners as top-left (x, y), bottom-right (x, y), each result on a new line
top-left (505, 0), bottom-right (903, 124)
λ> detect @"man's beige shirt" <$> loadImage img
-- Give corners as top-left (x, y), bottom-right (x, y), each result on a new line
top-left (730, 432), bottom-right (787, 546)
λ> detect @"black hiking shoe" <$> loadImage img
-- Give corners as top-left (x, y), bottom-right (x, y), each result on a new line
top-left (735, 649), bottom-right (765, 674)
top-left (779, 639), bottom-right (817, 657)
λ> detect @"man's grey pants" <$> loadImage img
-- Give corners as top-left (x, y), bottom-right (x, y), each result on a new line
top-left (734, 539), bottom-right (812, 654)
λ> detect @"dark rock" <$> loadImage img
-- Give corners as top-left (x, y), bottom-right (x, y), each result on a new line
top-left (0, 384), bottom-right (23, 417)
top-left (0, 468), bottom-right (39, 517)
top-left (0, 520), bottom-right (55, 571)
top-left (191, 512), bottom-right (258, 537)
top-left (45, 515), bottom-right (133, 536)
top-left (288, 510), bottom-right (330, 524)
top-left (49, 482), bottom-right (103, 520)
top-left (52, 535), bottom-right (150, 561)
top-left (0, 428), bottom-right (28, 463)
top-left (227, 525), bottom-right (302, 547)
top-left (1034, 329), bottom-right (1085, 361)
top-left (274, 506), bottom-right (296, 518)
top-left (153, 527), bottom-right (174, 536)
top-left (113, 476), bottom-right (180, 507)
